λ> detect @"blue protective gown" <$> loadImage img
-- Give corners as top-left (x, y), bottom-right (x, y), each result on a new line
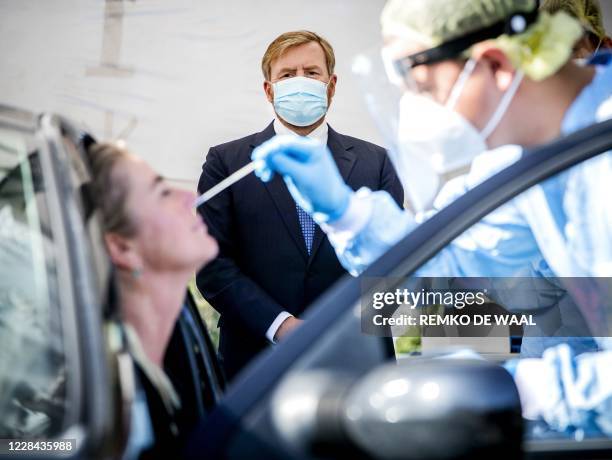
top-left (324, 54), bottom-right (612, 435)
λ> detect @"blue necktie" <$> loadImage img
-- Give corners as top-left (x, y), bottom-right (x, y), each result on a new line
top-left (296, 204), bottom-right (316, 254)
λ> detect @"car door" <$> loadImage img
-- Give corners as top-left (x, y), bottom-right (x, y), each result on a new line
top-left (0, 106), bottom-right (134, 459)
top-left (185, 119), bottom-right (612, 459)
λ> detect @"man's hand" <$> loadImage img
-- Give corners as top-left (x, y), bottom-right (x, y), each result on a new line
top-left (274, 316), bottom-right (304, 342)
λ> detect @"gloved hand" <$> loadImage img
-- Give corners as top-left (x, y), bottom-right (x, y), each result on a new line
top-left (252, 135), bottom-right (353, 222)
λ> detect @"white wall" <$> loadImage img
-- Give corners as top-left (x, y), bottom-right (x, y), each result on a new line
top-left (1, 0), bottom-right (611, 189)
top-left (0, 0), bottom-right (387, 189)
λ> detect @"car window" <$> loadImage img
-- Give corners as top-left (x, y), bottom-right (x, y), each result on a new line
top-left (362, 150), bottom-right (612, 441)
top-left (374, 160), bottom-right (609, 353)
top-left (0, 126), bottom-right (69, 437)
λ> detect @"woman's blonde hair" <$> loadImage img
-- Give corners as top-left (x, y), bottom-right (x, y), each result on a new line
top-left (88, 142), bottom-right (138, 237)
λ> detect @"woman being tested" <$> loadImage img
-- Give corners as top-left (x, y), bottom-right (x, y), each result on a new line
top-left (88, 142), bottom-right (219, 459)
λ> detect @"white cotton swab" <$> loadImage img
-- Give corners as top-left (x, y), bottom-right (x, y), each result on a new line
top-left (193, 159), bottom-right (264, 208)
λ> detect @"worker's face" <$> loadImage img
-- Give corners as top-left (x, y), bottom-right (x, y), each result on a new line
top-left (386, 38), bottom-right (515, 148)
top-left (411, 59), bottom-right (496, 138)
top-left (264, 42), bottom-right (337, 106)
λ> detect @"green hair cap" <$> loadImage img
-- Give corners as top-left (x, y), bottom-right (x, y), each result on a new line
top-left (540, 0), bottom-right (606, 40)
top-left (381, 0), bottom-right (583, 80)
top-left (495, 10), bottom-right (583, 80)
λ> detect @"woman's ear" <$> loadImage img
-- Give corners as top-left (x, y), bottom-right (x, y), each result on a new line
top-left (104, 232), bottom-right (141, 272)
top-left (472, 44), bottom-right (516, 91)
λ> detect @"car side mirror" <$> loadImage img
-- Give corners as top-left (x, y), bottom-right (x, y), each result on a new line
top-left (271, 359), bottom-right (522, 459)
top-left (343, 358), bottom-right (522, 459)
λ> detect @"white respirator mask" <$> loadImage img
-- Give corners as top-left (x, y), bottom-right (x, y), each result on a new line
top-left (396, 58), bottom-right (524, 211)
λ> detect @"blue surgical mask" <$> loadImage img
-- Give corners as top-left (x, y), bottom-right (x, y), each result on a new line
top-left (272, 76), bottom-right (329, 127)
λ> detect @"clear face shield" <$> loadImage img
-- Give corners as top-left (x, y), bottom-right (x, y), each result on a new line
top-left (353, 9), bottom-right (536, 212)
top-left (352, 46), bottom-right (432, 213)
top-left (352, 44), bottom-right (486, 212)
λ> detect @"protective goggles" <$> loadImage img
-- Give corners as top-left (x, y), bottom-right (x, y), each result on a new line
top-left (391, 7), bottom-right (539, 80)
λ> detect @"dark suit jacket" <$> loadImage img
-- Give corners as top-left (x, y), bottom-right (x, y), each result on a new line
top-left (196, 122), bottom-right (403, 381)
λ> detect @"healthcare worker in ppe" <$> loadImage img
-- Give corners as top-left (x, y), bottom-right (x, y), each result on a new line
top-left (252, 0), bottom-right (612, 438)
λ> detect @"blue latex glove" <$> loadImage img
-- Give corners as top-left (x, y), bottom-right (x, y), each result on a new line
top-left (252, 135), bottom-right (352, 223)
top-left (506, 344), bottom-right (612, 436)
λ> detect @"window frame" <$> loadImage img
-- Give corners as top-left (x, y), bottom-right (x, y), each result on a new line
top-left (40, 113), bottom-right (125, 456)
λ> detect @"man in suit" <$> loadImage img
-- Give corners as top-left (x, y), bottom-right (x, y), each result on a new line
top-left (196, 30), bottom-right (403, 381)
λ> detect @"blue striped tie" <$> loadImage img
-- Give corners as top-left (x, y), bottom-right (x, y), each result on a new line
top-left (296, 204), bottom-right (316, 254)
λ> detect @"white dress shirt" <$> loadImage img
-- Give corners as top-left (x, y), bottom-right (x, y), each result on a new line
top-left (265, 118), bottom-right (328, 343)
top-left (273, 117), bottom-right (328, 144)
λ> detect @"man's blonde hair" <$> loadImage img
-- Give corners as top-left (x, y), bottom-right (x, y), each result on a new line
top-left (261, 30), bottom-right (335, 81)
